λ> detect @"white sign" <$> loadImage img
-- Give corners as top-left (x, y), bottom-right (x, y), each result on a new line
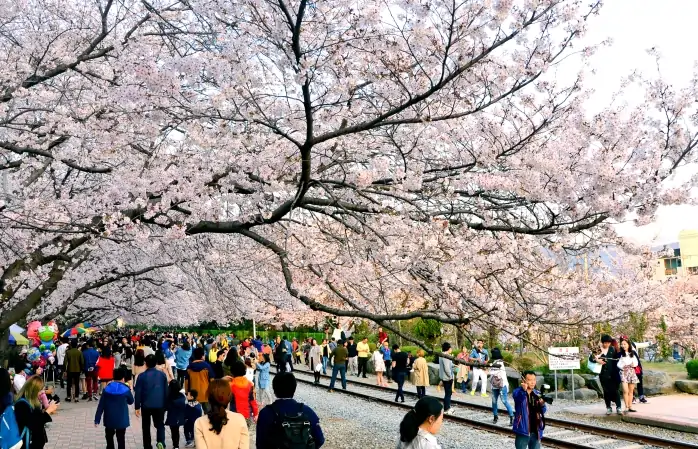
top-left (548, 347), bottom-right (580, 370)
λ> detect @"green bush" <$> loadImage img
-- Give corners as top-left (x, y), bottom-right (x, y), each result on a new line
top-left (369, 343), bottom-right (377, 353)
top-left (686, 360), bottom-right (698, 379)
top-left (501, 351), bottom-right (515, 364)
top-left (512, 356), bottom-right (536, 372)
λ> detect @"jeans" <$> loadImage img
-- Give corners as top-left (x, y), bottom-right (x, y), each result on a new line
top-left (348, 356), bottom-right (358, 375)
top-left (443, 379), bottom-right (453, 411)
top-left (384, 360), bottom-right (392, 381)
top-left (177, 368), bottom-right (187, 388)
top-left (141, 408), bottom-right (166, 449)
top-left (601, 378), bottom-right (621, 408)
top-left (472, 367), bottom-right (487, 394)
top-left (86, 371), bottom-right (99, 395)
top-left (322, 356), bottom-right (328, 374)
top-left (67, 372), bottom-right (80, 398)
top-left (515, 434), bottom-right (541, 449)
top-left (394, 371), bottom-right (406, 402)
top-left (184, 421), bottom-right (194, 443)
top-left (329, 363), bottom-right (347, 390)
top-left (170, 425), bottom-right (180, 448)
top-left (357, 357), bottom-right (368, 377)
top-left (105, 428), bottom-right (126, 449)
top-left (492, 387), bottom-right (513, 417)
top-left (416, 386), bottom-right (426, 398)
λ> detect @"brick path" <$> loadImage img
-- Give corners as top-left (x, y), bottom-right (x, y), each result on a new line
top-left (45, 386), bottom-right (257, 449)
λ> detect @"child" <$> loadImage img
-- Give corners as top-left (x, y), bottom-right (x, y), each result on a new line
top-left (165, 380), bottom-right (186, 449)
top-left (244, 357), bottom-right (255, 385)
top-left (184, 389), bottom-right (203, 448)
top-left (230, 360), bottom-right (259, 426)
top-left (94, 368), bottom-right (134, 449)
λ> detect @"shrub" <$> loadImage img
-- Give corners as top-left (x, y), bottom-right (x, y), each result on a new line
top-left (501, 351), bottom-right (515, 364)
top-left (512, 356), bottom-right (536, 372)
top-left (369, 343), bottom-right (377, 353)
top-left (686, 359), bottom-right (698, 379)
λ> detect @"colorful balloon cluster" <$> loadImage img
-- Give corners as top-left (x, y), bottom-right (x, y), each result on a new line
top-left (26, 320), bottom-right (59, 368)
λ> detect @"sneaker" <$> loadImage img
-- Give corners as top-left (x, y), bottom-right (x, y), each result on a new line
top-left (606, 407), bottom-right (612, 415)
top-left (157, 443), bottom-right (165, 449)
top-left (87, 396), bottom-right (92, 402)
top-left (93, 394), bottom-right (98, 400)
top-left (470, 391), bottom-right (475, 396)
top-left (509, 416), bottom-right (513, 426)
top-left (616, 407), bottom-right (622, 415)
top-left (185, 442), bottom-right (194, 448)
top-left (493, 415), bottom-right (498, 424)
top-left (81, 393), bottom-right (89, 400)
top-left (445, 408), bottom-right (456, 415)
top-left (640, 396), bottom-right (648, 403)
top-left (632, 397), bottom-right (637, 404)
top-left (481, 393), bottom-right (489, 398)
top-left (64, 397), bottom-right (71, 402)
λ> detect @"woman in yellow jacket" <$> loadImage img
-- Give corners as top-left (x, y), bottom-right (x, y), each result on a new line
top-left (412, 350), bottom-right (430, 399)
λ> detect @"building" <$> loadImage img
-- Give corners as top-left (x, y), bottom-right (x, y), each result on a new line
top-left (653, 230), bottom-right (698, 279)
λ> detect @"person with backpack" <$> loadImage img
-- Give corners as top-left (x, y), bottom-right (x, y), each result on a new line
top-left (83, 340), bottom-right (100, 401)
top-left (165, 380), bottom-right (187, 449)
top-left (14, 376), bottom-right (58, 449)
top-left (186, 347), bottom-right (216, 414)
top-left (135, 355), bottom-right (168, 449)
top-left (94, 368), bottom-right (134, 449)
top-left (489, 348), bottom-right (513, 425)
top-left (194, 379), bottom-right (249, 449)
top-left (256, 372), bottom-right (324, 449)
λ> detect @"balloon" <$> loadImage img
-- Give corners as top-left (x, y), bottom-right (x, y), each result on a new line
top-left (48, 356), bottom-right (55, 364)
top-left (47, 320), bottom-right (59, 335)
top-left (26, 347), bottom-right (40, 362)
top-left (26, 321), bottom-right (41, 339)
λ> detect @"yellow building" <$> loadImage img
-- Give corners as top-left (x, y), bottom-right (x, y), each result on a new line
top-left (653, 229), bottom-right (698, 279)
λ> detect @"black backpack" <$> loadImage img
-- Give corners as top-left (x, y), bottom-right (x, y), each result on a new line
top-left (271, 402), bottom-right (316, 449)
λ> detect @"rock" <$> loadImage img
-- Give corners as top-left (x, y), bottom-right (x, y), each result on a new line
top-left (366, 358), bottom-right (376, 374)
top-left (675, 380), bottom-right (698, 394)
top-left (427, 362), bottom-right (441, 386)
top-left (556, 388), bottom-right (598, 401)
top-left (561, 373), bottom-right (586, 389)
top-left (581, 374), bottom-right (603, 395)
top-left (642, 370), bottom-right (674, 395)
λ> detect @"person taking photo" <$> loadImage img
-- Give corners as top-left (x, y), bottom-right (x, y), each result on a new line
top-left (512, 371), bottom-right (547, 449)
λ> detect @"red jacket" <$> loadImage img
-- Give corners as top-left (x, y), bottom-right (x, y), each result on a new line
top-left (96, 356), bottom-right (115, 381)
top-left (229, 377), bottom-right (258, 419)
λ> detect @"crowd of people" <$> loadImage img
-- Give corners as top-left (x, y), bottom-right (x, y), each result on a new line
top-left (0, 326), bottom-right (653, 449)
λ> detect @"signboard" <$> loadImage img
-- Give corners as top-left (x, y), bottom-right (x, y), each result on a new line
top-left (548, 347), bottom-right (580, 370)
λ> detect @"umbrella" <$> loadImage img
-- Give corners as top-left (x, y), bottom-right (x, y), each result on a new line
top-left (9, 324), bottom-right (29, 345)
top-left (62, 327), bottom-right (86, 337)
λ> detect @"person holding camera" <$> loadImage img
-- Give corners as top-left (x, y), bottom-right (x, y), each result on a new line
top-left (512, 370), bottom-right (547, 449)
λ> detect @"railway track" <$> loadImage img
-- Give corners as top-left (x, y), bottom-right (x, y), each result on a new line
top-left (280, 366), bottom-right (697, 449)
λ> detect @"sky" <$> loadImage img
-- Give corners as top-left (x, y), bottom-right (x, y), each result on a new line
top-left (563, 0), bottom-right (698, 245)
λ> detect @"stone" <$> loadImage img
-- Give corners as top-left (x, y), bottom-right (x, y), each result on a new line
top-left (427, 362), bottom-right (441, 386)
top-left (642, 370), bottom-right (674, 395)
top-left (562, 373), bottom-right (586, 389)
top-left (675, 380), bottom-right (698, 394)
top-left (366, 357), bottom-right (376, 374)
top-left (581, 374), bottom-right (603, 395)
top-left (556, 388), bottom-right (599, 401)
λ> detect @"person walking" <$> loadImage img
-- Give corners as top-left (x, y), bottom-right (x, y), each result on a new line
top-left (346, 337), bottom-right (359, 376)
top-left (56, 338), bottom-right (69, 389)
top-left (456, 346), bottom-right (470, 393)
top-left (64, 339), bottom-right (84, 402)
top-left (328, 339), bottom-right (348, 392)
top-left (617, 338), bottom-right (640, 414)
top-left (83, 341), bottom-right (100, 401)
top-left (470, 339), bottom-right (489, 397)
top-left (95, 368), bottom-right (134, 449)
top-left (631, 341), bottom-right (648, 404)
top-left (439, 342), bottom-right (454, 415)
top-left (392, 344), bottom-right (409, 403)
top-left (175, 340), bottom-right (193, 388)
top-left (135, 355), bottom-right (168, 449)
top-left (165, 379), bottom-right (187, 449)
top-left (308, 340), bottom-right (323, 384)
top-left (256, 353), bottom-right (273, 406)
top-left (512, 371), bottom-right (547, 449)
top-left (396, 396), bottom-right (443, 449)
top-left (194, 379), bottom-right (250, 449)
top-left (489, 348), bottom-right (513, 425)
top-left (413, 350), bottom-right (429, 399)
top-left (96, 347), bottom-right (116, 397)
top-left (256, 372), bottom-right (325, 449)
top-left (186, 347), bottom-right (216, 414)
top-left (184, 389), bottom-right (203, 448)
top-left (591, 334), bottom-right (622, 415)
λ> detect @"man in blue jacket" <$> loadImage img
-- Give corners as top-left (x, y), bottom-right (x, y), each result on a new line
top-left (135, 355), bottom-right (168, 449)
top-left (256, 372), bottom-right (324, 449)
top-left (83, 340), bottom-right (100, 400)
top-left (95, 368), bottom-right (134, 449)
top-left (512, 370), bottom-right (547, 449)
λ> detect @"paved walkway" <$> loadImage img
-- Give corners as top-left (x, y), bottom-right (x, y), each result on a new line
top-left (44, 386), bottom-right (257, 449)
top-left (563, 393), bottom-right (698, 433)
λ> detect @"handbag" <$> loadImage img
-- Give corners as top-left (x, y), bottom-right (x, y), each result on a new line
top-left (634, 366), bottom-right (641, 375)
top-left (587, 360), bottom-right (602, 374)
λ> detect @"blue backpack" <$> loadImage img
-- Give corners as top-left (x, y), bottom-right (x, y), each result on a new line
top-left (0, 398), bottom-right (30, 449)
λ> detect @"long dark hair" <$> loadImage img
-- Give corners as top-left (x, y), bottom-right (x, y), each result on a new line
top-left (224, 347), bottom-right (239, 367)
top-left (399, 396), bottom-right (443, 443)
top-left (207, 379), bottom-right (232, 434)
top-left (618, 338), bottom-right (638, 358)
top-left (168, 380), bottom-right (181, 401)
top-left (134, 349), bottom-right (145, 367)
top-left (155, 350), bottom-right (166, 365)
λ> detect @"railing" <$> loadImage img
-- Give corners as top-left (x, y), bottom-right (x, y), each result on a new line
top-left (665, 268), bottom-right (678, 275)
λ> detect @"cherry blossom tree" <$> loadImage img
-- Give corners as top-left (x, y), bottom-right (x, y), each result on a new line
top-left (2, 0), bottom-right (698, 354)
